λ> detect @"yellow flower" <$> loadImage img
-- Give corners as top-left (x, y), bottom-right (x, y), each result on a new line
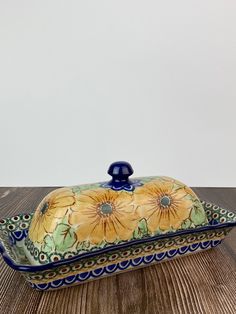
top-left (28, 188), bottom-right (77, 243)
top-left (134, 180), bottom-right (192, 233)
top-left (69, 188), bottom-right (139, 244)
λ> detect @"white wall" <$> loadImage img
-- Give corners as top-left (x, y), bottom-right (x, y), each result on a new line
top-left (0, 1), bottom-right (236, 187)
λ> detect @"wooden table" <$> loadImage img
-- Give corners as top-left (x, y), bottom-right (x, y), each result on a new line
top-left (0, 187), bottom-right (235, 314)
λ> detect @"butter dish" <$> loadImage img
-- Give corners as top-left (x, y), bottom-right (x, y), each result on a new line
top-left (0, 161), bottom-right (235, 291)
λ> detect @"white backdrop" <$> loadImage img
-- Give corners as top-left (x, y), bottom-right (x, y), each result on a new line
top-left (0, 1), bottom-right (236, 186)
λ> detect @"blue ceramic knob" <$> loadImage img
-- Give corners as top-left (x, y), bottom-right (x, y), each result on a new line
top-left (101, 161), bottom-right (142, 191)
top-left (99, 161), bottom-right (142, 191)
top-left (108, 161), bottom-right (134, 189)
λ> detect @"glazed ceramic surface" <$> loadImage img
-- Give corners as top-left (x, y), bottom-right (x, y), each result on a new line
top-left (26, 177), bottom-right (208, 265)
top-left (0, 162), bottom-right (236, 291)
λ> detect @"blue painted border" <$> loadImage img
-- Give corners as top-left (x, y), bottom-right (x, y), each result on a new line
top-left (0, 200), bottom-right (235, 273)
top-left (0, 220), bottom-right (234, 273)
top-left (31, 239), bottom-right (222, 291)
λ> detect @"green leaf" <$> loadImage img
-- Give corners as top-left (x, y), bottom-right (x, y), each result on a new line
top-left (190, 204), bottom-right (207, 225)
top-left (173, 183), bottom-right (185, 192)
top-left (53, 223), bottom-right (77, 252)
top-left (42, 235), bottom-right (55, 253)
top-left (139, 176), bottom-right (162, 184)
top-left (72, 183), bottom-right (101, 195)
top-left (77, 240), bottom-right (90, 250)
top-left (72, 186), bottom-right (81, 194)
top-left (139, 219), bottom-right (149, 234)
top-left (61, 214), bottom-right (69, 225)
top-left (140, 177), bottom-right (154, 183)
top-left (181, 219), bottom-right (191, 229)
top-left (154, 228), bottom-right (161, 236)
top-left (133, 219), bottom-right (149, 239)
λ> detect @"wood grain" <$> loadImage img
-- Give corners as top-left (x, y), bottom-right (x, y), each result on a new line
top-left (0, 187), bottom-right (235, 314)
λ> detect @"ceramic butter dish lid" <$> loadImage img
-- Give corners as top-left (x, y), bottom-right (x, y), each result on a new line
top-left (26, 161), bottom-right (208, 265)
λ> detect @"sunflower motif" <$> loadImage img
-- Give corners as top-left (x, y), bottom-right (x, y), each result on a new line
top-left (134, 180), bottom-right (193, 233)
top-left (28, 188), bottom-right (77, 243)
top-left (69, 188), bottom-right (139, 244)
